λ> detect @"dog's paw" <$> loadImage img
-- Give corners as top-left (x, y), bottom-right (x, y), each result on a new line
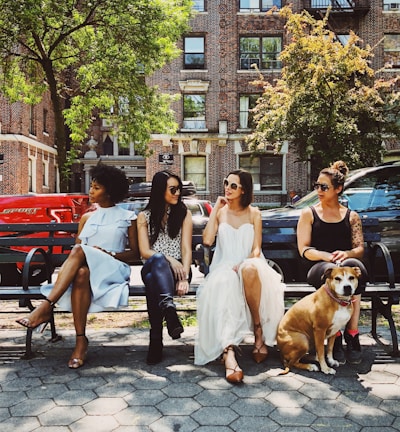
top-left (327, 357), bottom-right (339, 368)
top-left (307, 364), bottom-right (320, 372)
top-left (321, 366), bottom-right (337, 375)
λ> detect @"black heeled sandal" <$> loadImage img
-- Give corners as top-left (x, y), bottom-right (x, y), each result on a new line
top-left (68, 334), bottom-right (89, 369)
top-left (222, 346), bottom-right (243, 384)
top-left (16, 297), bottom-right (55, 333)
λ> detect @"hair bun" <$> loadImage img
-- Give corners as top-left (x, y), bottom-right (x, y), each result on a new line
top-left (331, 160), bottom-right (349, 177)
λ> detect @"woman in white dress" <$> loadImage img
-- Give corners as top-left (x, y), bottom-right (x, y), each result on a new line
top-left (16, 164), bottom-right (139, 368)
top-left (195, 170), bottom-right (285, 383)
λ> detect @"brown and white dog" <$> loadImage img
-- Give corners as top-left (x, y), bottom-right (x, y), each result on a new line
top-left (277, 266), bottom-right (361, 375)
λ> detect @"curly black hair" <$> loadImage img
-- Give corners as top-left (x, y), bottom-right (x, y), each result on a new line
top-left (90, 163), bottom-right (129, 203)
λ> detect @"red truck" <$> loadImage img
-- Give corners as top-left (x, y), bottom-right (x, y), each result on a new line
top-left (0, 193), bottom-right (90, 285)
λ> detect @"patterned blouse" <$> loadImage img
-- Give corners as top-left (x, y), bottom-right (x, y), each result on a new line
top-left (142, 210), bottom-right (182, 260)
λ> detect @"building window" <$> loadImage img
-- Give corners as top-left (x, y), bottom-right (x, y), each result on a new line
top-left (184, 37), bottom-right (205, 69)
top-left (28, 158), bottom-right (34, 192)
top-left (29, 105), bottom-right (36, 135)
top-left (384, 34), bottom-right (400, 69)
top-left (239, 154), bottom-right (283, 191)
top-left (239, 36), bottom-right (282, 70)
top-left (239, 0), bottom-right (281, 12)
top-left (183, 94), bottom-right (206, 129)
top-left (43, 161), bottom-right (49, 187)
top-left (239, 94), bottom-right (259, 129)
top-left (383, 0), bottom-right (400, 10)
top-left (184, 155), bottom-right (206, 191)
top-left (336, 34), bottom-right (350, 46)
top-left (193, 0), bottom-right (205, 11)
top-left (43, 108), bottom-right (48, 133)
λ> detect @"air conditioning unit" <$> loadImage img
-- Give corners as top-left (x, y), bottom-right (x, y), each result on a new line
top-left (390, 3), bottom-right (400, 10)
top-left (240, 58), bottom-right (260, 70)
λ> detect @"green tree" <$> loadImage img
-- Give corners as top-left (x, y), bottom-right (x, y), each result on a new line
top-left (248, 7), bottom-right (400, 178)
top-left (0, 0), bottom-right (193, 191)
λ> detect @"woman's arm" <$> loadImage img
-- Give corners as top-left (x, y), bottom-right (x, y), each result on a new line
top-left (297, 207), bottom-right (332, 262)
top-left (202, 196), bottom-right (225, 246)
top-left (180, 209), bottom-right (193, 277)
top-left (111, 219), bottom-right (140, 264)
top-left (137, 212), bottom-right (153, 260)
top-left (250, 207), bottom-right (262, 258)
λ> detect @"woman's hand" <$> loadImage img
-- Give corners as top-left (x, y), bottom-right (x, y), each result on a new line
top-left (175, 279), bottom-right (189, 296)
top-left (168, 257), bottom-right (187, 281)
top-left (330, 250), bottom-right (349, 264)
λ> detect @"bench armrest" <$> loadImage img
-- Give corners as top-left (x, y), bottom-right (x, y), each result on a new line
top-left (367, 241), bottom-right (396, 288)
top-left (22, 247), bottom-right (53, 290)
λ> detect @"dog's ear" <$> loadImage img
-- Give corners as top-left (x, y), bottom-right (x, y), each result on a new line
top-left (324, 268), bottom-right (333, 280)
top-left (352, 266), bottom-right (362, 277)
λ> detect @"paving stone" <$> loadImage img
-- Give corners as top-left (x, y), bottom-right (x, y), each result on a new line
top-left (162, 382), bottom-right (203, 397)
top-left (303, 399), bottom-right (350, 417)
top-left (194, 389), bottom-right (238, 407)
top-left (298, 382), bottom-right (341, 400)
top-left (0, 416), bottom-right (40, 432)
top-left (38, 406), bottom-right (85, 426)
top-left (114, 405), bottom-right (161, 426)
top-left (69, 415), bottom-right (119, 432)
top-left (346, 406), bottom-right (395, 427)
top-left (0, 390), bottom-right (27, 408)
top-left (10, 398), bottom-right (55, 417)
top-left (311, 417), bottom-right (361, 431)
top-left (124, 389), bottom-right (166, 406)
top-left (83, 397), bottom-right (127, 415)
top-left (191, 406), bottom-right (239, 426)
top-left (53, 389), bottom-right (97, 406)
top-left (156, 396), bottom-right (201, 416)
top-left (231, 397), bottom-right (275, 416)
top-left (26, 383), bottom-right (68, 399)
top-left (67, 375), bottom-right (107, 390)
top-left (265, 390), bottom-right (310, 408)
top-left (0, 407), bottom-right (10, 422)
top-left (230, 415), bottom-right (280, 431)
top-left (150, 415), bottom-right (199, 432)
top-left (269, 407), bottom-right (317, 426)
top-left (94, 382), bottom-right (135, 397)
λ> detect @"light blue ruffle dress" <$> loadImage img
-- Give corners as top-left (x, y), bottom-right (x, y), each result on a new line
top-left (41, 205), bottom-right (136, 312)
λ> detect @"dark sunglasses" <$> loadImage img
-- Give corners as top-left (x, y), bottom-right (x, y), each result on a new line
top-left (314, 183), bottom-right (330, 192)
top-left (223, 178), bottom-right (242, 191)
top-left (168, 185), bottom-right (181, 195)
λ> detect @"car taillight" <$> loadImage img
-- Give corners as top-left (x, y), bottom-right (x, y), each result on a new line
top-left (48, 209), bottom-right (73, 223)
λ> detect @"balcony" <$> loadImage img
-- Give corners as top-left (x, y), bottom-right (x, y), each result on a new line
top-left (303, 0), bottom-right (370, 16)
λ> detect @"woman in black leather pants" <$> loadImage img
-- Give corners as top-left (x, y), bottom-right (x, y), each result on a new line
top-left (137, 171), bottom-right (193, 364)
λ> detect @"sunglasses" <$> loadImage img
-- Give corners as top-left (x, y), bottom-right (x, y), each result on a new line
top-left (314, 183), bottom-right (330, 192)
top-left (223, 178), bottom-right (242, 191)
top-left (168, 185), bottom-right (181, 195)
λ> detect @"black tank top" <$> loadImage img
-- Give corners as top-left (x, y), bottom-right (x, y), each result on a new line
top-left (310, 206), bottom-right (352, 253)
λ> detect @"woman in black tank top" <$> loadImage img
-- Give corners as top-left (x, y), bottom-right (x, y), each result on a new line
top-left (296, 161), bottom-right (368, 366)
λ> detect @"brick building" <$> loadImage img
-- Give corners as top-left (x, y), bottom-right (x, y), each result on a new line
top-left (144, 0), bottom-right (400, 207)
top-left (0, 1), bottom-right (399, 199)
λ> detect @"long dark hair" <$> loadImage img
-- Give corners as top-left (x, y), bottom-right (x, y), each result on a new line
top-left (226, 169), bottom-right (253, 208)
top-left (145, 171), bottom-right (187, 246)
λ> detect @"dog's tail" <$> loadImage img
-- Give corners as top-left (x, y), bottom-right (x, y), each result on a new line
top-left (278, 366), bottom-right (290, 376)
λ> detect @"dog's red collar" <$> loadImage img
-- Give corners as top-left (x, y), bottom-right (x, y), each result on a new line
top-left (324, 284), bottom-right (356, 307)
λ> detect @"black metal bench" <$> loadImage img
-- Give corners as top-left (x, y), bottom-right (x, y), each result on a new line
top-left (0, 222), bottom-right (203, 358)
top-left (1, 219), bottom-right (398, 359)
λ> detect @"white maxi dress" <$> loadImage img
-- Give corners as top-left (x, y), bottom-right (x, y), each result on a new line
top-left (41, 205), bottom-right (136, 312)
top-left (195, 222), bottom-right (285, 365)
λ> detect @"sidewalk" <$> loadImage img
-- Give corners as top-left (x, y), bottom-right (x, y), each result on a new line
top-left (0, 324), bottom-right (399, 432)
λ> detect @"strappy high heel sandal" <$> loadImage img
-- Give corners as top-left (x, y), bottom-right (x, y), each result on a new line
top-left (16, 297), bottom-right (55, 333)
top-left (222, 346), bottom-right (243, 384)
top-left (252, 323), bottom-right (268, 364)
top-left (68, 334), bottom-right (89, 369)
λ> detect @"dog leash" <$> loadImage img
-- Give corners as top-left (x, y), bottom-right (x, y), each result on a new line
top-left (324, 284), bottom-right (356, 307)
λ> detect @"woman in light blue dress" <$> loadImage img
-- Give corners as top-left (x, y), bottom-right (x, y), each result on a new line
top-left (16, 164), bottom-right (139, 368)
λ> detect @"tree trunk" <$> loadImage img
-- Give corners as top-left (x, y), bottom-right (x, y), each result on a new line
top-left (43, 59), bottom-right (69, 192)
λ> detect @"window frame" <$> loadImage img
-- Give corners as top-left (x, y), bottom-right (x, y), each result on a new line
top-left (182, 94), bottom-right (206, 130)
top-left (193, 0), bottom-right (206, 12)
top-left (183, 155), bottom-right (207, 192)
top-left (239, 36), bottom-right (282, 70)
top-left (239, 0), bottom-right (281, 12)
top-left (239, 94), bottom-right (260, 129)
top-left (384, 34), bottom-right (400, 69)
top-left (184, 36), bottom-right (205, 70)
top-left (239, 153), bottom-right (284, 192)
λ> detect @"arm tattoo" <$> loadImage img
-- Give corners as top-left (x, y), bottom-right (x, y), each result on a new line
top-left (351, 215), bottom-right (364, 248)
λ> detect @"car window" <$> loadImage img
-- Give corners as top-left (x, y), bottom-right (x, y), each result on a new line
top-left (185, 202), bottom-right (203, 217)
top-left (344, 167), bottom-right (400, 211)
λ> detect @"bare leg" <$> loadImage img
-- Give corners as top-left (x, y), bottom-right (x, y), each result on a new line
top-left (16, 245), bottom-right (87, 329)
top-left (242, 264), bottom-right (268, 359)
top-left (69, 266), bottom-right (91, 368)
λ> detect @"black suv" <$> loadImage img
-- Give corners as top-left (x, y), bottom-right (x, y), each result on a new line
top-left (261, 161), bottom-right (400, 282)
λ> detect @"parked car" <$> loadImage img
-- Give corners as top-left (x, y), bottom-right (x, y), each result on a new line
top-left (0, 193), bottom-right (90, 285)
top-left (261, 161), bottom-right (400, 282)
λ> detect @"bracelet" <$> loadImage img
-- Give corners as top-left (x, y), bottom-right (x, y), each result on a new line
top-left (302, 247), bottom-right (316, 259)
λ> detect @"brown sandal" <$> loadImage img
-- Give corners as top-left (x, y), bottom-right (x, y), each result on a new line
top-left (222, 346), bottom-right (243, 384)
top-left (252, 323), bottom-right (268, 363)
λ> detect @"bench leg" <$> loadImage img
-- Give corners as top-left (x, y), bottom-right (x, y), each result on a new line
top-left (371, 296), bottom-right (399, 357)
top-left (21, 328), bottom-right (35, 360)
